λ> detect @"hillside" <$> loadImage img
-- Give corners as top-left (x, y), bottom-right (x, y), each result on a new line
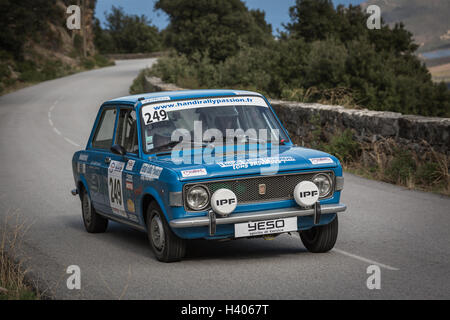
top-left (0, 0), bottom-right (112, 95)
top-left (361, 0), bottom-right (450, 53)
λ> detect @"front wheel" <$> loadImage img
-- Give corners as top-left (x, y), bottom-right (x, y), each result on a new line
top-left (81, 188), bottom-right (108, 233)
top-left (299, 215), bottom-right (338, 253)
top-left (146, 202), bottom-right (186, 262)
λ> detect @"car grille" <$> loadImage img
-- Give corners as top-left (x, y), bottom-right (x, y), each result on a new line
top-left (183, 171), bottom-right (334, 210)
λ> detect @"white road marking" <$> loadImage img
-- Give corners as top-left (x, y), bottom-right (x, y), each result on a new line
top-left (333, 248), bottom-right (400, 271)
top-left (48, 99), bottom-right (81, 147)
top-left (64, 137), bottom-right (82, 147)
top-left (291, 232), bottom-right (399, 271)
top-left (53, 127), bottom-right (61, 135)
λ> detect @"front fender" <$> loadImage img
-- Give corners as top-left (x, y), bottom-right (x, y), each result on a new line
top-left (140, 186), bottom-right (171, 228)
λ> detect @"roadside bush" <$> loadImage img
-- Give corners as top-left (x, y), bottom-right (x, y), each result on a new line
top-left (93, 54), bottom-right (115, 68)
top-left (321, 129), bottom-right (361, 164)
top-left (129, 69), bottom-right (150, 94)
top-left (384, 149), bottom-right (417, 185)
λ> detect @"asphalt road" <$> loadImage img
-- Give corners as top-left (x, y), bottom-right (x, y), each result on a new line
top-left (0, 58), bottom-right (449, 299)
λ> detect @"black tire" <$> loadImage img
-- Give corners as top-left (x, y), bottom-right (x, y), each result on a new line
top-left (81, 188), bottom-right (108, 233)
top-left (146, 202), bottom-right (186, 262)
top-left (299, 215), bottom-right (338, 253)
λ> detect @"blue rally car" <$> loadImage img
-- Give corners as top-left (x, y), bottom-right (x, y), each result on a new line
top-left (71, 90), bottom-right (346, 262)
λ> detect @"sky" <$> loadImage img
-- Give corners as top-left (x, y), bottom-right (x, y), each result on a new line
top-left (95, 0), bottom-right (366, 33)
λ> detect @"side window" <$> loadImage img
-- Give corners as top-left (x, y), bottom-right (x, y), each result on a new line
top-left (92, 108), bottom-right (117, 150)
top-left (116, 108), bottom-right (139, 154)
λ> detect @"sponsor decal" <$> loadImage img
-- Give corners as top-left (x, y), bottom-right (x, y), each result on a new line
top-left (293, 181), bottom-right (320, 207)
top-left (125, 173), bottom-right (133, 190)
top-left (140, 163), bottom-right (163, 181)
top-left (140, 96), bottom-right (171, 105)
top-left (78, 154), bottom-right (88, 161)
top-left (126, 181), bottom-right (133, 191)
top-left (141, 96), bottom-right (268, 124)
top-left (211, 189), bottom-right (237, 216)
top-left (217, 156), bottom-right (295, 170)
top-left (181, 168), bottom-right (207, 178)
top-left (127, 199), bottom-right (135, 213)
top-left (235, 217), bottom-right (297, 238)
top-left (125, 160), bottom-right (135, 171)
top-left (309, 157), bottom-right (334, 165)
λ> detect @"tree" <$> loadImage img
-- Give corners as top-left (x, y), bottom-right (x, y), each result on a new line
top-left (285, 0), bottom-right (339, 42)
top-left (95, 6), bottom-right (162, 53)
top-left (155, 0), bottom-right (273, 62)
top-left (0, 0), bottom-right (61, 59)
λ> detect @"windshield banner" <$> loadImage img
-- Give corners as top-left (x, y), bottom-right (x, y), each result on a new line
top-left (141, 96), bottom-right (268, 122)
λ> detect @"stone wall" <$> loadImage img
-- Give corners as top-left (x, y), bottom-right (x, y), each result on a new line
top-left (144, 76), bottom-right (450, 155)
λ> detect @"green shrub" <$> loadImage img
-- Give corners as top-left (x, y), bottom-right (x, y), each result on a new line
top-left (129, 70), bottom-right (148, 94)
top-left (321, 129), bottom-right (360, 163)
top-left (385, 149), bottom-right (416, 184)
top-left (82, 58), bottom-right (96, 70)
top-left (93, 54), bottom-right (115, 68)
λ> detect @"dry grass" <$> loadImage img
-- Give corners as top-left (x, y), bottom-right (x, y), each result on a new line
top-left (293, 121), bottom-right (449, 196)
top-left (0, 210), bottom-right (39, 300)
top-left (350, 137), bottom-right (450, 195)
top-left (281, 87), bottom-right (361, 109)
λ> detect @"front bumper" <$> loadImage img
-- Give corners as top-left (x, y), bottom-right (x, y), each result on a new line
top-left (170, 203), bottom-right (347, 233)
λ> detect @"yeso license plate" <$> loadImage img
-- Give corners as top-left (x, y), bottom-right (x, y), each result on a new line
top-left (234, 217), bottom-right (298, 238)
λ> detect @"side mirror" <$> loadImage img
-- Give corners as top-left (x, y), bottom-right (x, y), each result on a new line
top-left (110, 144), bottom-right (127, 156)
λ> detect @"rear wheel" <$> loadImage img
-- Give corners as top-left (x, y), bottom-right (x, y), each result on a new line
top-left (299, 215), bottom-right (338, 253)
top-left (146, 202), bottom-right (186, 262)
top-left (81, 188), bottom-right (108, 233)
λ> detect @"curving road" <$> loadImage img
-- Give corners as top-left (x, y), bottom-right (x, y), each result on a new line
top-left (0, 59), bottom-right (449, 299)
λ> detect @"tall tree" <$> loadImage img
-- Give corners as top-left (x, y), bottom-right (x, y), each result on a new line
top-left (155, 0), bottom-right (273, 62)
top-left (96, 6), bottom-right (162, 53)
top-left (285, 0), bottom-right (339, 42)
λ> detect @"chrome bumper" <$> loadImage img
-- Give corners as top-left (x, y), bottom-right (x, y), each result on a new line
top-left (169, 203), bottom-right (347, 229)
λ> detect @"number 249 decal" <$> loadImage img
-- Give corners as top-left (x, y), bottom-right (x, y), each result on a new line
top-left (144, 110), bottom-right (168, 124)
top-left (109, 177), bottom-right (122, 205)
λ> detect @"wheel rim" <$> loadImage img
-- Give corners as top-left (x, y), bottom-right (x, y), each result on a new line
top-left (82, 192), bottom-right (92, 225)
top-left (150, 213), bottom-right (165, 251)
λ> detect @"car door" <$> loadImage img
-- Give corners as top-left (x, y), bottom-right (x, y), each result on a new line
top-left (87, 106), bottom-right (118, 212)
top-left (100, 106), bottom-right (140, 221)
top-left (114, 107), bottom-right (141, 223)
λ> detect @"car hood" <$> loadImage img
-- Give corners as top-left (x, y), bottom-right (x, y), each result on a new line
top-left (147, 145), bottom-right (339, 181)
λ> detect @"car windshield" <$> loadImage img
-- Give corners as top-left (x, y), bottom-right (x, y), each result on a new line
top-left (140, 96), bottom-right (288, 154)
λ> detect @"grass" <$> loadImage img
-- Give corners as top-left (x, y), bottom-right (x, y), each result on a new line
top-left (129, 69), bottom-right (151, 95)
top-left (0, 211), bottom-right (39, 300)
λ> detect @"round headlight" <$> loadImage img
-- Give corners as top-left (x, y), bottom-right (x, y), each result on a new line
top-left (312, 173), bottom-right (332, 197)
top-left (186, 186), bottom-right (209, 210)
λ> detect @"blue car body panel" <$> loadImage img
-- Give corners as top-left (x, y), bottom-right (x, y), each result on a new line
top-left (72, 89), bottom-right (343, 239)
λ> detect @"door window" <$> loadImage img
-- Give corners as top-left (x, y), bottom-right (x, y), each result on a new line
top-left (116, 108), bottom-right (139, 154)
top-left (92, 108), bottom-right (117, 150)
